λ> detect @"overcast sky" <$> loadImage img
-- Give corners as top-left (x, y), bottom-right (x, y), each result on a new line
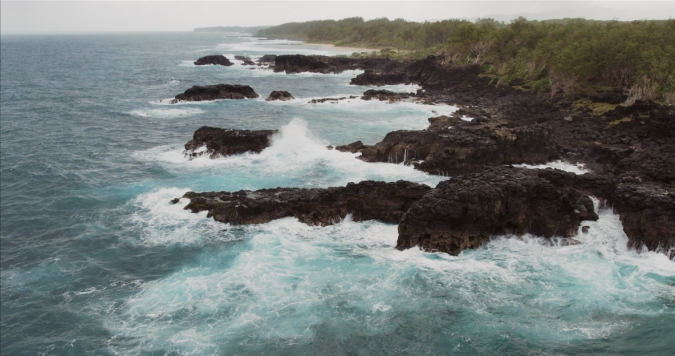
top-left (2, 1), bottom-right (674, 34)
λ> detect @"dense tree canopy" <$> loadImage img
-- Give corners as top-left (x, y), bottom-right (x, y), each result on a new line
top-left (258, 17), bottom-right (675, 103)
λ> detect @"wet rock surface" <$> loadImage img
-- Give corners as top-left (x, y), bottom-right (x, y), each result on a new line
top-left (172, 84), bottom-right (259, 103)
top-left (266, 90), bottom-right (294, 101)
top-left (335, 141), bottom-right (366, 153)
top-left (361, 89), bottom-right (414, 102)
top-left (194, 55), bottom-right (234, 66)
top-left (613, 182), bottom-right (675, 258)
top-left (357, 121), bottom-right (558, 175)
top-left (396, 166), bottom-right (600, 255)
top-left (182, 180), bottom-right (432, 226)
top-left (257, 54), bottom-right (277, 65)
top-left (184, 126), bottom-right (277, 158)
top-left (181, 54), bottom-right (674, 259)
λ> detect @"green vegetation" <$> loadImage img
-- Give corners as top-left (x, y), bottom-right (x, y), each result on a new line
top-left (257, 17), bottom-right (675, 104)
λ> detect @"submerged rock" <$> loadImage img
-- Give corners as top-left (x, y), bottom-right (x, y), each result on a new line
top-left (308, 96), bottom-right (357, 104)
top-left (194, 55), bottom-right (233, 66)
top-left (171, 84), bottom-right (259, 103)
top-left (234, 55), bottom-right (256, 65)
top-left (396, 166), bottom-right (599, 255)
top-left (361, 89), bottom-right (413, 102)
top-left (265, 91), bottom-right (294, 101)
top-left (184, 126), bottom-right (277, 159)
top-left (182, 180), bottom-right (432, 226)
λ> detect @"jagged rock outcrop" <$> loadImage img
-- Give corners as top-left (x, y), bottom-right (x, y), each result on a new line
top-left (182, 180), bottom-right (432, 226)
top-left (335, 141), bottom-right (366, 153)
top-left (184, 126), bottom-right (277, 158)
top-left (358, 121), bottom-right (559, 175)
top-left (613, 181), bottom-right (675, 258)
top-left (592, 101), bottom-right (675, 185)
top-left (350, 71), bottom-right (408, 86)
top-left (396, 167), bottom-right (599, 255)
top-left (257, 54), bottom-right (277, 65)
top-left (266, 91), bottom-right (294, 101)
top-left (194, 55), bottom-right (234, 66)
top-left (171, 84), bottom-right (259, 103)
top-left (359, 130), bottom-right (441, 165)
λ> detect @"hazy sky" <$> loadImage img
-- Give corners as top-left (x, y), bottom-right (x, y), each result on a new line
top-left (2, 1), bottom-right (674, 34)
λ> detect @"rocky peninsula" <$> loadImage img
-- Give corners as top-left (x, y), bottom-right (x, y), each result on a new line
top-left (177, 54), bottom-right (674, 259)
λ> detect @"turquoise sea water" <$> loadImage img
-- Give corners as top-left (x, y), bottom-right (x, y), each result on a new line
top-left (1, 32), bottom-right (673, 355)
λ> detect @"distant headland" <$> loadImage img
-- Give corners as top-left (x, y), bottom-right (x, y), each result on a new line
top-left (193, 26), bottom-right (270, 33)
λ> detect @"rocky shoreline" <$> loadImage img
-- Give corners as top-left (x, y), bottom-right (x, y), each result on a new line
top-left (176, 54), bottom-right (674, 259)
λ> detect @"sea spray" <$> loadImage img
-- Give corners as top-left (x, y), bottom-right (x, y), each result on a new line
top-left (105, 198), bottom-right (675, 354)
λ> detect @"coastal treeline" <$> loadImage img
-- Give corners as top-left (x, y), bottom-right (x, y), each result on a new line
top-left (257, 17), bottom-right (675, 104)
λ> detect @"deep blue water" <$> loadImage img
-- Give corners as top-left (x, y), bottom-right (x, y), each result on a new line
top-left (1, 32), bottom-right (674, 355)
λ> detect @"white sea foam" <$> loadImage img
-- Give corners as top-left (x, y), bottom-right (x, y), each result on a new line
top-left (271, 94), bottom-right (457, 119)
top-left (359, 83), bottom-right (423, 92)
top-left (132, 119), bottom-right (445, 190)
top-left (105, 197), bottom-right (674, 354)
top-left (514, 160), bottom-right (589, 174)
top-left (129, 108), bottom-right (204, 118)
top-left (125, 188), bottom-right (238, 247)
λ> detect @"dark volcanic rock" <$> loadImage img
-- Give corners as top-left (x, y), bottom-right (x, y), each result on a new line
top-left (257, 54), bottom-right (277, 66)
top-left (274, 54), bottom-right (349, 74)
top-left (234, 55), bottom-right (256, 65)
top-left (359, 130), bottom-right (442, 165)
top-left (359, 122), bottom-right (559, 174)
top-left (265, 91), bottom-right (295, 101)
top-left (335, 141), bottom-right (366, 153)
top-left (184, 126), bottom-right (277, 158)
top-left (273, 55), bottom-right (404, 74)
top-left (182, 180), bottom-right (432, 226)
top-left (172, 84), bottom-right (259, 103)
top-left (351, 71), bottom-right (408, 86)
top-left (396, 167), bottom-right (599, 255)
top-left (194, 55), bottom-right (234, 66)
top-left (613, 182), bottom-right (675, 258)
top-left (361, 89), bottom-right (413, 102)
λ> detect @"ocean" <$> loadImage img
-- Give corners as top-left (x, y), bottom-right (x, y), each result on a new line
top-left (1, 32), bottom-right (673, 355)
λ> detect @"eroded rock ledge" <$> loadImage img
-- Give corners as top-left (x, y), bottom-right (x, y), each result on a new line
top-left (353, 116), bottom-right (558, 175)
top-left (184, 126), bottom-right (277, 158)
top-left (182, 180), bottom-right (432, 226)
top-left (172, 84), bottom-right (259, 103)
top-left (396, 166), bottom-right (600, 255)
top-left (613, 182), bottom-right (675, 258)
